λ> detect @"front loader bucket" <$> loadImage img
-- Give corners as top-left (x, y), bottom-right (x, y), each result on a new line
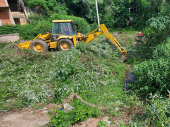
top-left (119, 55), bottom-right (127, 62)
top-left (17, 41), bottom-right (32, 49)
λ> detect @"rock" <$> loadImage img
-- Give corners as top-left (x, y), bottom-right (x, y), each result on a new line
top-left (0, 33), bottom-right (20, 43)
top-left (43, 110), bottom-right (48, 114)
top-left (63, 103), bottom-right (75, 112)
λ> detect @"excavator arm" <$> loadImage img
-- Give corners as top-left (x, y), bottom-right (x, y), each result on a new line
top-left (83, 24), bottom-right (127, 61)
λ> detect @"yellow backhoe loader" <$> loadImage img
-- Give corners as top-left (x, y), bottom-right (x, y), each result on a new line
top-left (17, 20), bottom-right (127, 61)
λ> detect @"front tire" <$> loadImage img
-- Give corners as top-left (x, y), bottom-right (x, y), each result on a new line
top-left (30, 39), bottom-right (48, 53)
top-left (57, 39), bottom-right (73, 51)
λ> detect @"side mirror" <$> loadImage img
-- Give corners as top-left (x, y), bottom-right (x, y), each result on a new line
top-left (49, 29), bottom-right (52, 33)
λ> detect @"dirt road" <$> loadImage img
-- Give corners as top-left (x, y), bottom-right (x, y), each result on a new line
top-left (0, 104), bottom-right (57, 127)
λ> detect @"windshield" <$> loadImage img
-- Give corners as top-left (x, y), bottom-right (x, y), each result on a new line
top-left (52, 22), bottom-right (75, 36)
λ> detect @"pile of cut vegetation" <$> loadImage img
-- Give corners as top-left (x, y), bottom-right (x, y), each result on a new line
top-left (0, 36), bottom-right (126, 110)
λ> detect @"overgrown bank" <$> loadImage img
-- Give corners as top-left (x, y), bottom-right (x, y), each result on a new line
top-left (1, 35), bottom-right (131, 126)
top-left (1, 28), bottom-right (169, 126)
top-left (0, 0), bottom-right (170, 126)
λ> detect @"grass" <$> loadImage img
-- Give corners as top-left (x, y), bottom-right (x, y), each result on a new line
top-left (0, 30), bottom-right (139, 120)
top-left (1, 30), bottom-right (168, 126)
top-left (0, 34), bottom-right (128, 111)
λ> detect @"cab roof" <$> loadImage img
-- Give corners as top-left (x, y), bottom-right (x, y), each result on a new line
top-left (52, 20), bottom-right (73, 23)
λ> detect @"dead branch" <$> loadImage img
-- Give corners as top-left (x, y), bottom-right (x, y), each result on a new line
top-left (62, 93), bottom-right (106, 110)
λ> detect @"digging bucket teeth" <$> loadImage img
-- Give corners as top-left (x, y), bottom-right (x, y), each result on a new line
top-left (16, 40), bottom-right (32, 49)
top-left (119, 55), bottom-right (127, 62)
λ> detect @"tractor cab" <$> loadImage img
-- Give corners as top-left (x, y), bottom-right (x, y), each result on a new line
top-left (52, 20), bottom-right (75, 42)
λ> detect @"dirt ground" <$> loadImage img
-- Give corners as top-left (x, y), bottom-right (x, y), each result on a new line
top-left (0, 111), bottom-right (131, 127)
top-left (0, 103), bottom-right (132, 127)
top-left (0, 104), bottom-right (57, 127)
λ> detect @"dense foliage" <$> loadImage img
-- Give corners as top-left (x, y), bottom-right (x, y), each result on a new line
top-left (0, 20), bottom-right (52, 40)
top-left (133, 58), bottom-right (170, 97)
top-left (131, 38), bottom-right (170, 99)
top-left (144, 16), bottom-right (170, 45)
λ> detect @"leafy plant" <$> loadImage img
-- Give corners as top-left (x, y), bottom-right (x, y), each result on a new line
top-left (134, 94), bottom-right (170, 127)
top-left (145, 95), bottom-right (170, 126)
top-left (27, 0), bottom-right (68, 15)
top-left (144, 16), bottom-right (170, 45)
top-left (97, 121), bottom-right (108, 127)
top-left (0, 25), bottom-right (19, 35)
top-left (49, 99), bottom-right (100, 127)
top-left (152, 38), bottom-right (170, 59)
top-left (133, 58), bottom-right (170, 97)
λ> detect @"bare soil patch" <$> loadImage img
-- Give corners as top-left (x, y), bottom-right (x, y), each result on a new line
top-left (0, 104), bottom-right (57, 127)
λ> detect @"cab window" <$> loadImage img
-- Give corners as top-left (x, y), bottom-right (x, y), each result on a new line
top-left (52, 23), bottom-right (62, 34)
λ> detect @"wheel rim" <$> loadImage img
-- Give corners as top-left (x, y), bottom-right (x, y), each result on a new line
top-left (33, 43), bottom-right (43, 52)
top-left (60, 42), bottom-right (70, 51)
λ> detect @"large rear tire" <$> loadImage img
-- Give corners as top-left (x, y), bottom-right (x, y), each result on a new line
top-left (57, 39), bottom-right (73, 51)
top-left (30, 39), bottom-right (48, 53)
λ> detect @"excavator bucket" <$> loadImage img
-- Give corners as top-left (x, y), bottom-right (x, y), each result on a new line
top-left (17, 40), bottom-right (32, 49)
top-left (119, 55), bottom-right (127, 62)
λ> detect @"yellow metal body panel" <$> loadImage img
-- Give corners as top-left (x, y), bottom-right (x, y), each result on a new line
top-left (52, 20), bottom-right (73, 23)
top-left (17, 41), bottom-right (32, 49)
top-left (100, 24), bottom-right (127, 57)
top-left (72, 35), bottom-right (77, 46)
top-left (57, 35), bottom-right (73, 41)
top-left (38, 33), bottom-right (51, 41)
top-left (85, 30), bottom-right (102, 43)
top-left (49, 42), bottom-right (57, 48)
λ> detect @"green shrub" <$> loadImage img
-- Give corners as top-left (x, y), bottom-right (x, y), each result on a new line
top-left (152, 38), bottom-right (170, 59)
top-left (0, 14), bottom-right (90, 39)
top-left (0, 20), bottom-right (52, 40)
top-left (133, 58), bottom-right (170, 97)
top-left (49, 99), bottom-right (100, 127)
top-left (18, 20), bottom-right (52, 40)
top-left (97, 121), bottom-right (108, 127)
top-left (0, 25), bottom-right (19, 35)
top-left (145, 95), bottom-right (170, 126)
top-left (89, 22), bottom-right (98, 31)
top-left (27, 0), bottom-right (68, 15)
top-left (144, 16), bottom-right (170, 45)
top-left (136, 95), bottom-right (170, 127)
